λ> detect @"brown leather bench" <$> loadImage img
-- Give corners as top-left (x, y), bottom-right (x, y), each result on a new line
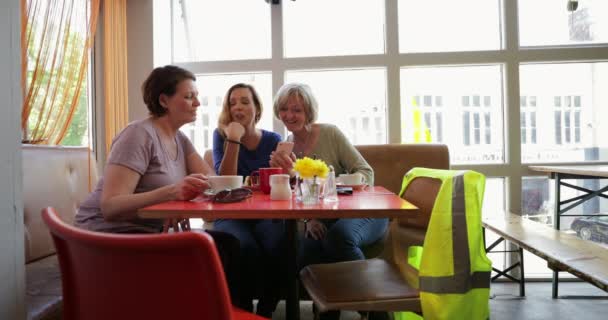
top-left (23, 145), bottom-right (98, 320)
top-left (483, 212), bottom-right (608, 297)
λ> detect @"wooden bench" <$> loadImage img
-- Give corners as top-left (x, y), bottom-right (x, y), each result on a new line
top-left (483, 213), bottom-right (608, 298)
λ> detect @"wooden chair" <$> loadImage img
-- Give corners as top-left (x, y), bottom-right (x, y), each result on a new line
top-left (299, 175), bottom-right (443, 317)
top-left (355, 144), bottom-right (449, 258)
top-left (42, 207), bottom-right (266, 320)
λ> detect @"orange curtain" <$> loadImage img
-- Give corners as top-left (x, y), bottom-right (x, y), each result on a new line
top-left (21, 0), bottom-right (100, 145)
top-left (103, 0), bottom-right (129, 154)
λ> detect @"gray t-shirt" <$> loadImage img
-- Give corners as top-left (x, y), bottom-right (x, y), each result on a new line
top-left (75, 118), bottom-right (195, 233)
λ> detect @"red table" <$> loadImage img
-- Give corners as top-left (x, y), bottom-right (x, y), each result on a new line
top-left (138, 186), bottom-right (417, 320)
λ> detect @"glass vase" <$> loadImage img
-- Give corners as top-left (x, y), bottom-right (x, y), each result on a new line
top-left (300, 177), bottom-right (323, 205)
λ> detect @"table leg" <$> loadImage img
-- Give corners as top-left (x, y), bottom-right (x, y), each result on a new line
top-left (554, 174), bottom-right (561, 231)
top-left (553, 174), bottom-right (561, 298)
top-left (286, 219), bottom-right (300, 320)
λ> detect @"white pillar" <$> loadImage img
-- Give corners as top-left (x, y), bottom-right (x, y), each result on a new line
top-left (0, 0), bottom-right (26, 319)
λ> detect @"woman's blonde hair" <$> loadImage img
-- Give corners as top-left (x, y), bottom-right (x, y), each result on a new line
top-left (218, 83), bottom-right (263, 129)
top-left (273, 83), bottom-right (318, 125)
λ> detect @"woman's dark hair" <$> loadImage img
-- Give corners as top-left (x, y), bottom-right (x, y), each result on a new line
top-left (141, 65), bottom-right (196, 117)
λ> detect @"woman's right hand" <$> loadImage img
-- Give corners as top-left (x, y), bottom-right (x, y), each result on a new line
top-left (222, 122), bottom-right (245, 141)
top-left (173, 174), bottom-right (209, 201)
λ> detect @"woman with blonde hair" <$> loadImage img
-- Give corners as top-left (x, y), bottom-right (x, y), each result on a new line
top-left (211, 83), bottom-right (286, 317)
top-left (270, 82), bottom-right (386, 320)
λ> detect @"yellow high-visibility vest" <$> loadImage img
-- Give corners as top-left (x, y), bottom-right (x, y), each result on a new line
top-left (398, 168), bottom-right (492, 320)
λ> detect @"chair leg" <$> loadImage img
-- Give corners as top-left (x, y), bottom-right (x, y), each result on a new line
top-left (368, 311), bottom-right (390, 320)
top-left (312, 303), bottom-right (320, 320)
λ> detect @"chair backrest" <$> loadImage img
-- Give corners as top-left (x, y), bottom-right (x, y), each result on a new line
top-left (399, 176), bottom-right (443, 230)
top-left (356, 144), bottom-right (449, 195)
top-left (42, 207), bottom-right (233, 320)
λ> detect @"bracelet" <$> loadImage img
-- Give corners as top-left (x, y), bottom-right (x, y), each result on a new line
top-left (226, 139), bottom-right (241, 145)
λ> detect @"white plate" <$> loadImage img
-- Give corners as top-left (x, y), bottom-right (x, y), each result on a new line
top-left (336, 183), bottom-right (366, 191)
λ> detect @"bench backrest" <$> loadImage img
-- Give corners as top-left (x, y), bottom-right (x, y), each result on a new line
top-left (23, 145), bottom-right (98, 263)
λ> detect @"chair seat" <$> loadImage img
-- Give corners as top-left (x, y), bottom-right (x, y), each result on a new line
top-left (300, 258), bottom-right (421, 313)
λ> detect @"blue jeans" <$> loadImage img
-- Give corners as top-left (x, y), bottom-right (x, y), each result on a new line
top-left (213, 219), bottom-right (286, 315)
top-left (298, 218), bottom-right (389, 269)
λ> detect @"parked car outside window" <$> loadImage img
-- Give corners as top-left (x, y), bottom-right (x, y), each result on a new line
top-left (571, 215), bottom-right (608, 243)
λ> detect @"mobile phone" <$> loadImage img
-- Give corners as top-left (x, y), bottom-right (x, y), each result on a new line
top-left (337, 186), bottom-right (353, 195)
top-left (276, 141), bottom-right (294, 154)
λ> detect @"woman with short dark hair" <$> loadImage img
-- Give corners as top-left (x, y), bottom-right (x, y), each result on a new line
top-left (75, 65), bottom-right (250, 311)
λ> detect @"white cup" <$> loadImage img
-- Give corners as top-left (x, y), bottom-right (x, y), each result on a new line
top-left (208, 175), bottom-right (243, 191)
top-left (338, 173), bottom-right (365, 186)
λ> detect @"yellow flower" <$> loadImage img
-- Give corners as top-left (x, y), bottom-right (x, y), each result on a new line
top-left (294, 157), bottom-right (329, 179)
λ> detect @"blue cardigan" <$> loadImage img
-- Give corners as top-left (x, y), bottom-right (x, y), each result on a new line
top-left (212, 128), bottom-right (282, 177)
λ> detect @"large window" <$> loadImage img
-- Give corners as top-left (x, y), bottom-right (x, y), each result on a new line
top-left (161, 0), bottom-right (608, 277)
top-left (400, 66), bottom-right (504, 164)
top-left (285, 69), bottom-right (387, 145)
top-left (519, 0), bottom-right (608, 47)
top-left (23, 0), bottom-right (95, 147)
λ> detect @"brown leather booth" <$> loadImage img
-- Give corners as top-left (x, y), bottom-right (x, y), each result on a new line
top-left (23, 145), bottom-right (98, 320)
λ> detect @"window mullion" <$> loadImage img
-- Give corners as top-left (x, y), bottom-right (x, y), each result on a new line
top-left (271, 2), bottom-right (286, 136)
top-left (385, 0), bottom-right (401, 143)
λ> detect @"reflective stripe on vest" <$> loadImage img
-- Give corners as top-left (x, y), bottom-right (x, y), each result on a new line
top-left (418, 172), bottom-right (490, 294)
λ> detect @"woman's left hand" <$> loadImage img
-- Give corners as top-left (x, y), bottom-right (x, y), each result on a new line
top-left (305, 219), bottom-right (327, 240)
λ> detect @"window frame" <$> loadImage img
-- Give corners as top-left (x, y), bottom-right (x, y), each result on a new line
top-left (164, 0), bottom-right (608, 215)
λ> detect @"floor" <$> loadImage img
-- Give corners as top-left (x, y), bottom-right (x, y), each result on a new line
top-left (269, 281), bottom-right (608, 320)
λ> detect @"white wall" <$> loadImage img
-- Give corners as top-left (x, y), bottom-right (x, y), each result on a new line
top-left (0, 0), bottom-right (26, 318)
top-left (127, 0), bottom-right (155, 122)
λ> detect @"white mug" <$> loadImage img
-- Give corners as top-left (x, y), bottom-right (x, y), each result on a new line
top-left (208, 175), bottom-right (243, 191)
top-left (338, 173), bottom-right (365, 186)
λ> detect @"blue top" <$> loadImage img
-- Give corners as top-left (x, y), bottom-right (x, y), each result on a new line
top-left (212, 128), bottom-right (282, 176)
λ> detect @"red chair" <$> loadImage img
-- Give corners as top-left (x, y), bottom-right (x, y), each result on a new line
top-left (42, 207), bottom-right (267, 320)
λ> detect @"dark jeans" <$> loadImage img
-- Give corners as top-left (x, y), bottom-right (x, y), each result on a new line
top-left (299, 218), bottom-right (389, 320)
top-left (204, 230), bottom-right (250, 311)
top-left (213, 219), bottom-right (287, 315)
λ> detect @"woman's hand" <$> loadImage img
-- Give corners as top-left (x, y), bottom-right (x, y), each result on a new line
top-left (173, 173), bottom-right (209, 201)
top-left (222, 122), bottom-right (245, 141)
top-left (305, 219), bottom-right (327, 240)
top-left (269, 151), bottom-right (296, 173)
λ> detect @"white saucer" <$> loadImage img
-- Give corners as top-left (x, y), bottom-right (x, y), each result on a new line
top-left (203, 189), bottom-right (218, 196)
top-left (336, 183), bottom-right (366, 191)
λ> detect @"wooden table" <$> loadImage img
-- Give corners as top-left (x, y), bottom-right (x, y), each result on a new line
top-left (529, 165), bottom-right (608, 297)
top-left (139, 186), bottom-right (417, 320)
